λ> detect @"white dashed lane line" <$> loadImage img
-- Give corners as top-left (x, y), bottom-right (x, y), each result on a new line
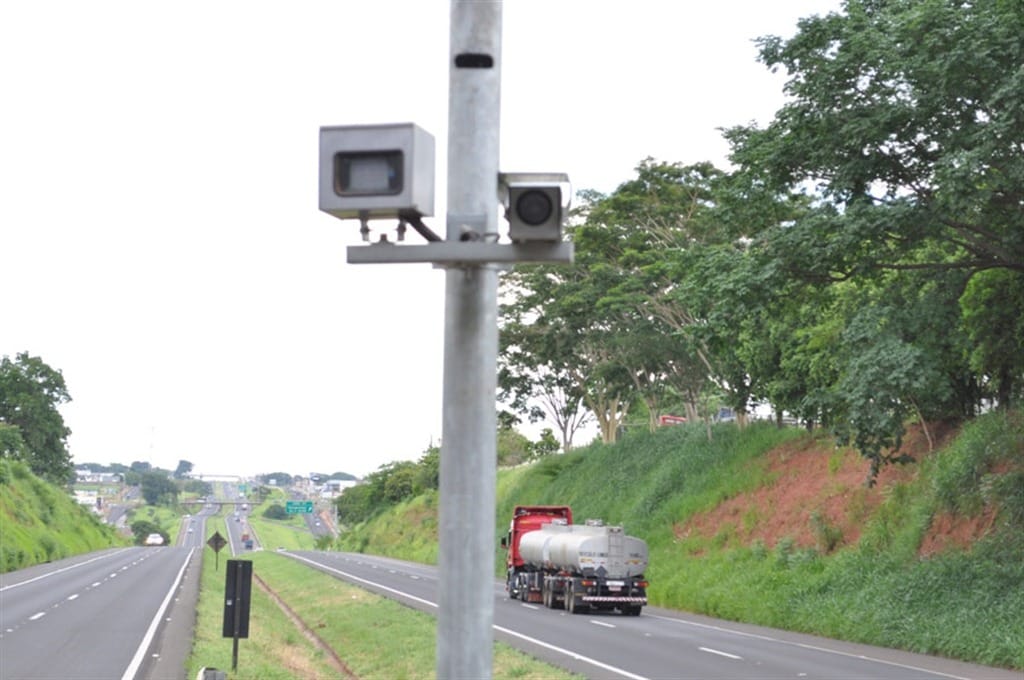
top-left (699, 646), bottom-right (743, 660)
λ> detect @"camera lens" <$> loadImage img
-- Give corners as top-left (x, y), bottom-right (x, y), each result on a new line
top-left (515, 189), bottom-right (553, 226)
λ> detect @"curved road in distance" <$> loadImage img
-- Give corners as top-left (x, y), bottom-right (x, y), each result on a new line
top-left (284, 550), bottom-right (1019, 680)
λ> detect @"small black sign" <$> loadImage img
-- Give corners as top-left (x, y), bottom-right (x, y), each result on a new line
top-left (223, 559), bottom-right (252, 639)
top-left (207, 531), bottom-right (228, 553)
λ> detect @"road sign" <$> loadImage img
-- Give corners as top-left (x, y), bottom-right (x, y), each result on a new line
top-left (207, 531), bottom-right (228, 552)
top-left (286, 500), bottom-right (314, 514)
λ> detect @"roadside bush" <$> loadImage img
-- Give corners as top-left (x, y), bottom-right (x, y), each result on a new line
top-left (263, 503), bottom-right (288, 520)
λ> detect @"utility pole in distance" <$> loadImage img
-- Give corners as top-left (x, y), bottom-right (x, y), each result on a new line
top-left (438, 2), bottom-right (502, 678)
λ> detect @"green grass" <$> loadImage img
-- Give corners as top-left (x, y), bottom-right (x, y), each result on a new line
top-left (0, 459), bottom-right (127, 571)
top-left (337, 414), bottom-right (1024, 670)
top-left (246, 516), bottom-right (317, 552)
top-left (187, 531), bottom-right (579, 679)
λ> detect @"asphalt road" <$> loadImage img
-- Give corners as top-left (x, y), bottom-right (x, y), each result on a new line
top-left (0, 547), bottom-right (194, 680)
top-left (284, 550), bottom-right (1020, 680)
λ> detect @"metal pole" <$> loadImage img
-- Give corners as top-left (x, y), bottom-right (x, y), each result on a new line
top-left (231, 561), bottom-right (241, 671)
top-left (438, 2), bottom-right (501, 678)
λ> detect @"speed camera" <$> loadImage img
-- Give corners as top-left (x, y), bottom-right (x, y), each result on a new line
top-left (319, 123), bottom-right (435, 220)
top-left (500, 173), bottom-right (570, 243)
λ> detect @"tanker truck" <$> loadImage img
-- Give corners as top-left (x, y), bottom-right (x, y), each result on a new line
top-left (501, 505), bottom-right (648, 616)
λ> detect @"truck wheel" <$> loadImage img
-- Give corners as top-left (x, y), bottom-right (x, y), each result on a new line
top-left (567, 591), bottom-right (576, 614)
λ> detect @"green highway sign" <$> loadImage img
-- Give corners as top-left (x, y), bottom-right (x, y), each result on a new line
top-left (286, 500), bottom-right (314, 514)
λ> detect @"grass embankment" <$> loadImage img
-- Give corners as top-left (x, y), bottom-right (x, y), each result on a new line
top-left (244, 490), bottom-right (319, 552)
top-left (130, 504), bottom-right (188, 544)
top-left (0, 459), bottom-right (126, 572)
top-left (337, 411), bottom-right (1024, 670)
top-left (187, 526), bottom-right (577, 679)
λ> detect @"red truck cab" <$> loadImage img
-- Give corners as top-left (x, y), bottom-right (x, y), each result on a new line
top-left (501, 505), bottom-right (572, 601)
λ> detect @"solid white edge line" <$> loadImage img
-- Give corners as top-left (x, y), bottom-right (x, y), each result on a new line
top-left (286, 553), bottom-right (437, 609)
top-left (286, 553), bottom-right (649, 680)
top-left (0, 549), bottom-right (133, 592)
top-left (493, 624), bottom-right (649, 680)
top-left (646, 614), bottom-right (973, 680)
top-left (121, 547), bottom-right (194, 680)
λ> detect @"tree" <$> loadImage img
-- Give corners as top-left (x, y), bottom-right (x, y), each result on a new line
top-left (140, 471), bottom-right (178, 506)
top-left (129, 520), bottom-right (167, 546)
top-left (173, 459), bottom-right (193, 479)
top-left (960, 269), bottom-right (1024, 409)
top-left (183, 479), bottom-right (213, 497)
top-left (263, 504), bottom-right (289, 520)
top-left (0, 423), bottom-right (27, 461)
top-left (727, 0), bottom-right (1023, 278)
top-left (720, 0), bottom-right (1024, 472)
top-left (0, 353), bottom-right (73, 485)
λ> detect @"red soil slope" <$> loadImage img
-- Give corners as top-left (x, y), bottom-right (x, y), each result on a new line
top-left (675, 422), bottom-right (996, 555)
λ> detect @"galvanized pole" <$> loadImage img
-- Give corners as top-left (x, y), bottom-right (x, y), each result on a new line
top-left (438, 1), bottom-right (501, 678)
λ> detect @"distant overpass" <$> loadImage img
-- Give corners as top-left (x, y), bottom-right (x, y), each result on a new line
top-left (180, 499), bottom-right (249, 506)
top-left (186, 473), bottom-right (243, 482)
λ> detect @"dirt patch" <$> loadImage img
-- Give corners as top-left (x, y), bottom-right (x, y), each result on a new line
top-left (918, 508), bottom-right (999, 556)
top-left (675, 422), bottom-right (964, 552)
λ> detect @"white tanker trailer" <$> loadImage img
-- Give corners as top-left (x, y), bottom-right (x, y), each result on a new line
top-left (507, 515), bottom-right (649, 615)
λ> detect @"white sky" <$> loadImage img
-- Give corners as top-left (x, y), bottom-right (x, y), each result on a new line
top-left (1, 1), bottom-right (840, 479)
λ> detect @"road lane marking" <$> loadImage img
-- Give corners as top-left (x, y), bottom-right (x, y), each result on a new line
top-left (29, 612), bottom-right (45, 621)
top-left (67, 594), bottom-right (79, 601)
top-left (120, 547), bottom-right (194, 680)
top-left (0, 549), bottom-right (133, 592)
top-left (286, 553), bottom-right (649, 680)
top-left (646, 613), bottom-right (973, 680)
top-left (590, 620), bottom-right (616, 628)
top-left (700, 646), bottom-right (742, 660)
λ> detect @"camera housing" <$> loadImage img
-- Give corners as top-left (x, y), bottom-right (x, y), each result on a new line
top-left (501, 172), bottom-right (570, 243)
top-left (319, 123), bottom-right (435, 220)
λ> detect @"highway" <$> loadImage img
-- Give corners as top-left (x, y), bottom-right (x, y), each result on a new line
top-left (284, 550), bottom-right (1020, 680)
top-left (0, 548), bottom-right (192, 679)
top-left (0, 510), bottom-right (213, 680)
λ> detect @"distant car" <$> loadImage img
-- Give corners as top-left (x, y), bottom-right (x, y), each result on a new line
top-left (144, 533), bottom-right (165, 546)
top-left (187, 527), bottom-right (194, 533)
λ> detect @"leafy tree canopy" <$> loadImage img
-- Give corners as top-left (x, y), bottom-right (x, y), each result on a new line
top-left (0, 353), bottom-right (73, 485)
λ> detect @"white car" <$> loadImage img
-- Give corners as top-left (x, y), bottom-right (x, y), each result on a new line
top-left (144, 533), bottom-right (165, 546)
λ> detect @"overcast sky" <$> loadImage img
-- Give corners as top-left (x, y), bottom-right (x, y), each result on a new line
top-left (1, 1), bottom-right (840, 479)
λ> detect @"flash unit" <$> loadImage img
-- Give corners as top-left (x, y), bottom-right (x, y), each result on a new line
top-left (319, 123), bottom-right (435, 220)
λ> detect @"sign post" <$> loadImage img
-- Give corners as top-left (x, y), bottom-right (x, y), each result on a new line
top-left (207, 531), bottom-right (228, 571)
top-left (222, 559), bottom-right (253, 672)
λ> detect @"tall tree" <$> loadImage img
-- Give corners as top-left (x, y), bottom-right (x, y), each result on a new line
top-left (140, 470), bottom-right (178, 505)
top-left (722, 0), bottom-right (1024, 471)
top-left (727, 0), bottom-right (1024, 279)
top-left (173, 459), bottom-right (193, 479)
top-left (0, 353), bottom-right (73, 484)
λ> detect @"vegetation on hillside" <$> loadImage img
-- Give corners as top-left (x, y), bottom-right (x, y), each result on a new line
top-left (0, 459), bottom-right (127, 572)
top-left (334, 413), bottom-right (1023, 669)
top-left (498, 0), bottom-right (1023, 483)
